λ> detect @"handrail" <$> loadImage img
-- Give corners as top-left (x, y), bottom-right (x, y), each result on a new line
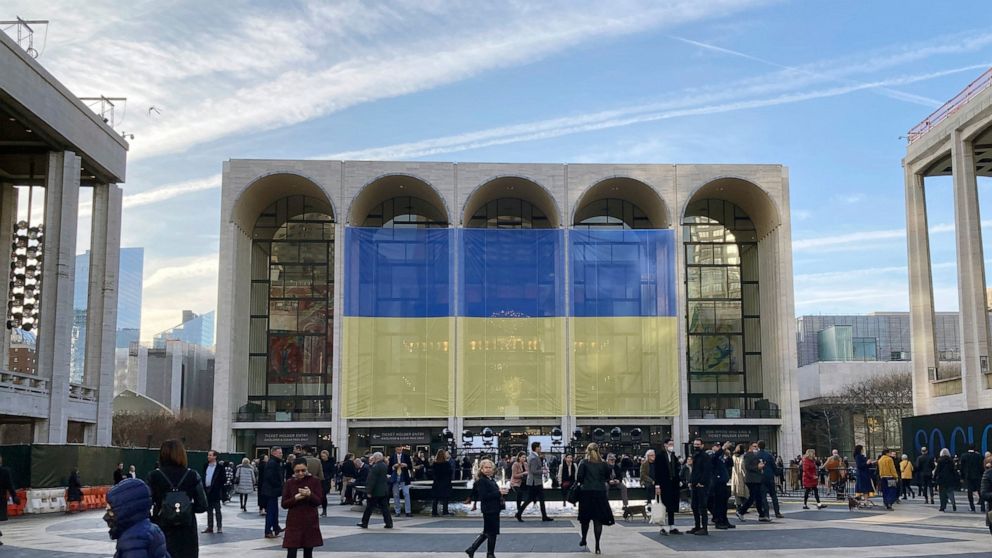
top-left (0, 369), bottom-right (49, 395)
top-left (908, 66), bottom-right (992, 144)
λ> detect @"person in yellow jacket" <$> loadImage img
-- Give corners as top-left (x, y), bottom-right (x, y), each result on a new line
top-left (899, 454), bottom-right (915, 500)
top-left (877, 449), bottom-right (899, 510)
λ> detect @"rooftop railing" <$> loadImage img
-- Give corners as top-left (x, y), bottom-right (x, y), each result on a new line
top-left (908, 66), bottom-right (992, 144)
top-left (0, 369), bottom-right (48, 395)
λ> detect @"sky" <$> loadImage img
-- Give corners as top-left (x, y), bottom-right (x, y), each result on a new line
top-left (4, 0), bottom-right (992, 339)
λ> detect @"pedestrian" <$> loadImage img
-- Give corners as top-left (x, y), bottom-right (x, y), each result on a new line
top-left (516, 441), bottom-right (553, 522)
top-left (147, 439), bottom-right (208, 558)
top-left (737, 441), bottom-right (770, 522)
top-left (961, 444), bottom-right (985, 512)
top-left (980, 456), bottom-right (992, 536)
top-left (129, 465), bottom-right (137, 479)
top-left (464, 458), bottom-right (507, 558)
top-left (510, 452), bottom-right (527, 512)
top-left (756, 441), bottom-right (783, 519)
top-left (257, 454), bottom-right (269, 515)
top-left (853, 445), bottom-right (874, 505)
top-left (319, 450), bottom-right (335, 517)
top-left (104, 478), bottom-right (168, 558)
top-left (560, 453), bottom-right (578, 507)
top-left (637, 450), bottom-right (654, 503)
top-left (825, 450), bottom-right (844, 499)
top-left (339, 453), bottom-right (356, 505)
top-left (877, 448), bottom-right (898, 510)
top-left (200, 450), bottom-right (225, 534)
top-left (899, 454), bottom-right (915, 500)
top-left (461, 455), bottom-right (473, 482)
top-left (934, 448), bottom-right (958, 512)
top-left (801, 449), bottom-right (826, 510)
top-left (67, 467), bottom-right (83, 513)
top-left (0, 454), bottom-right (20, 546)
top-left (114, 463), bottom-right (125, 485)
top-left (234, 458), bottom-right (257, 512)
top-left (731, 444), bottom-right (749, 509)
top-left (916, 447), bottom-right (935, 504)
top-left (576, 442), bottom-right (614, 554)
top-left (356, 452), bottom-right (393, 529)
top-left (708, 442), bottom-right (734, 530)
top-left (388, 446), bottom-right (413, 518)
top-left (282, 457), bottom-right (324, 558)
top-left (653, 438), bottom-right (682, 535)
top-left (262, 447), bottom-right (286, 538)
top-left (687, 438), bottom-right (712, 535)
top-left (299, 446), bottom-right (324, 486)
top-left (432, 449), bottom-right (453, 516)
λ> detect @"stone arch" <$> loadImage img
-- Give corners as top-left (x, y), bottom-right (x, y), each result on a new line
top-left (347, 173), bottom-right (450, 226)
top-left (681, 176), bottom-right (781, 238)
top-left (572, 176), bottom-right (671, 228)
top-left (231, 172), bottom-right (335, 232)
top-left (461, 175), bottom-right (561, 228)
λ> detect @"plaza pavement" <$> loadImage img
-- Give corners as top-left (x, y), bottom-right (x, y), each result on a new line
top-left (1, 494), bottom-right (990, 557)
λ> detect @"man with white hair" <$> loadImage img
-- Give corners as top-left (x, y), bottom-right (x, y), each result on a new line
top-left (357, 452), bottom-right (394, 528)
top-left (934, 448), bottom-right (958, 512)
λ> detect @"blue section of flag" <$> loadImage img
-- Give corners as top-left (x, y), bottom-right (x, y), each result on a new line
top-left (344, 227), bottom-right (453, 318)
top-left (570, 229), bottom-right (676, 317)
top-left (459, 228), bottom-right (565, 318)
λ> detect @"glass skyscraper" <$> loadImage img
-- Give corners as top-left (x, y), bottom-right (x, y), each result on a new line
top-left (70, 247), bottom-right (144, 384)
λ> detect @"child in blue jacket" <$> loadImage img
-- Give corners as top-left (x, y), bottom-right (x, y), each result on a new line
top-left (105, 478), bottom-right (169, 558)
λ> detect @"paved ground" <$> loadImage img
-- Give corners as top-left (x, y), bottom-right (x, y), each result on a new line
top-left (1, 494), bottom-right (989, 557)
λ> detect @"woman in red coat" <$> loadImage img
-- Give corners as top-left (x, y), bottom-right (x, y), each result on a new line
top-left (802, 449), bottom-right (826, 510)
top-left (282, 458), bottom-right (324, 557)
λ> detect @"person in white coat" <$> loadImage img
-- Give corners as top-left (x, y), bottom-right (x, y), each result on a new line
top-left (234, 457), bottom-right (257, 512)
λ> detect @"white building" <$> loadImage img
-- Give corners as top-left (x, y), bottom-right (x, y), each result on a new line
top-left (212, 160), bottom-right (800, 459)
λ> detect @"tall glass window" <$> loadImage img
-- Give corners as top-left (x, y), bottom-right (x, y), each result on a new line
top-left (684, 199), bottom-right (765, 417)
top-left (247, 195), bottom-right (334, 420)
top-left (362, 196), bottom-right (447, 228)
top-left (574, 198), bottom-right (652, 229)
top-left (467, 198), bottom-right (551, 229)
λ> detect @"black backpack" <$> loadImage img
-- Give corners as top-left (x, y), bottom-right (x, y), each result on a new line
top-left (157, 469), bottom-right (194, 528)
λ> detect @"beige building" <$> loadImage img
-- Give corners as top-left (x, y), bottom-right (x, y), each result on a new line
top-left (212, 160), bottom-right (801, 459)
top-left (904, 68), bottom-right (992, 415)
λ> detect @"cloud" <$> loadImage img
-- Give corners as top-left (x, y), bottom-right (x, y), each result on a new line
top-left (140, 253), bottom-right (218, 338)
top-left (7, 0), bottom-right (775, 162)
top-left (832, 193), bottom-right (865, 204)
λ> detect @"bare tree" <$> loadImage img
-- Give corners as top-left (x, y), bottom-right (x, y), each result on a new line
top-left (112, 410), bottom-right (212, 450)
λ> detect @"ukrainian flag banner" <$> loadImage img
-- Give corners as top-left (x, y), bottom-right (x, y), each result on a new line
top-left (342, 227), bottom-right (453, 418)
top-left (570, 229), bottom-right (679, 416)
top-left (458, 229), bottom-right (565, 417)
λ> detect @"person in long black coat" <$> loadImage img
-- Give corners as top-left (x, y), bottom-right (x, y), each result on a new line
top-left (431, 449), bottom-right (453, 516)
top-left (261, 448), bottom-right (286, 538)
top-left (934, 448), bottom-right (958, 512)
top-left (979, 457), bottom-right (992, 536)
top-left (464, 458), bottom-right (508, 558)
top-left (147, 439), bottom-right (208, 558)
top-left (67, 468), bottom-right (83, 513)
top-left (0, 454), bottom-right (20, 545)
top-left (652, 438), bottom-right (681, 535)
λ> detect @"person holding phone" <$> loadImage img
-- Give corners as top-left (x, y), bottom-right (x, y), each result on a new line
top-left (281, 458), bottom-right (324, 558)
top-left (464, 459), bottom-right (508, 558)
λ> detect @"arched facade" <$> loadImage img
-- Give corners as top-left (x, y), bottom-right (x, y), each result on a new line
top-left (213, 161), bottom-right (799, 462)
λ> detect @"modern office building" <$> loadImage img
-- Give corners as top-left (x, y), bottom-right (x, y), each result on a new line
top-left (904, 67), bottom-right (992, 416)
top-left (213, 160), bottom-right (800, 459)
top-left (0, 30), bottom-right (127, 445)
top-left (125, 340), bottom-right (214, 415)
top-left (152, 310), bottom-right (214, 349)
top-left (71, 247), bottom-right (143, 383)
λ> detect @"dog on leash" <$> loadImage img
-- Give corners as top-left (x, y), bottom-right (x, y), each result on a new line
top-left (623, 504), bottom-right (649, 521)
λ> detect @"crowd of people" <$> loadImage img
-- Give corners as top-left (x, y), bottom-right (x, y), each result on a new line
top-left (6, 438), bottom-right (991, 557)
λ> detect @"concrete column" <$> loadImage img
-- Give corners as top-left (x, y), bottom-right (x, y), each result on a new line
top-left (905, 166), bottom-right (939, 415)
top-left (85, 183), bottom-right (122, 446)
top-left (951, 131), bottom-right (989, 409)
top-left (331, 221), bottom-right (346, 456)
top-left (35, 151), bottom-right (81, 444)
top-left (211, 221), bottom-right (239, 452)
top-left (0, 183), bottom-right (18, 370)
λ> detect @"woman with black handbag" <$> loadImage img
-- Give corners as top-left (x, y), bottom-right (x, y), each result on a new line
top-left (576, 443), bottom-right (614, 555)
top-left (558, 453), bottom-right (577, 507)
top-left (464, 459), bottom-right (508, 558)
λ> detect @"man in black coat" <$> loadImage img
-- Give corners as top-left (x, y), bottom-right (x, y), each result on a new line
top-left (113, 463), bottom-right (125, 485)
top-left (202, 450), bottom-right (226, 534)
top-left (916, 447), bottom-right (935, 504)
top-left (653, 438), bottom-right (681, 535)
top-left (738, 442), bottom-right (769, 521)
top-left (960, 444), bottom-right (985, 512)
top-left (708, 442), bottom-right (734, 530)
top-left (358, 452), bottom-right (393, 528)
top-left (261, 447), bottom-right (285, 538)
top-left (688, 438), bottom-right (713, 535)
top-left (389, 446), bottom-right (414, 517)
top-left (980, 459), bottom-right (992, 536)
